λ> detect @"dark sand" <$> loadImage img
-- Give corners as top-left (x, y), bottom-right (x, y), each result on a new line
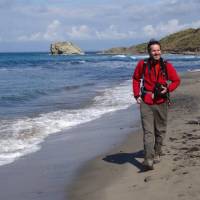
top-left (68, 72), bottom-right (200, 200)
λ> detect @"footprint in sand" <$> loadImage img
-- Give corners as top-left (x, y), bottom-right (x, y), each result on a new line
top-left (186, 120), bottom-right (200, 125)
top-left (186, 146), bottom-right (199, 153)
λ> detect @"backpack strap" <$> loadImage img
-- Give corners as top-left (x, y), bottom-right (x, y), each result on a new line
top-left (142, 58), bottom-right (151, 78)
top-left (142, 57), bottom-right (168, 80)
top-left (160, 58), bottom-right (171, 105)
top-left (160, 58), bottom-right (168, 80)
top-left (141, 59), bottom-right (150, 98)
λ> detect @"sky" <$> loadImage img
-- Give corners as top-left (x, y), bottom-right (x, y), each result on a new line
top-left (0, 0), bottom-right (200, 52)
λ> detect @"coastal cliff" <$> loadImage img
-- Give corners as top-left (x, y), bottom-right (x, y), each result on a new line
top-left (50, 42), bottom-right (84, 55)
top-left (103, 28), bottom-right (200, 55)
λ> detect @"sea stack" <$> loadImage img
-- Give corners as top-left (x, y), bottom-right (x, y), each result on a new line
top-left (50, 41), bottom-right (84, 55)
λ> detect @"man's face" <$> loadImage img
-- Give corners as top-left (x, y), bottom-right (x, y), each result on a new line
top-left (149, 44), bottom-right (161, 61)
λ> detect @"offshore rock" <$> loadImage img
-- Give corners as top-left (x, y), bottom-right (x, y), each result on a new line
top-left (50, 42), bottom-right (84, 55)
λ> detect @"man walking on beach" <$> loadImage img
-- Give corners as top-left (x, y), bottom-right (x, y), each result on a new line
top-left (132, 39), bottom-right (180, 170)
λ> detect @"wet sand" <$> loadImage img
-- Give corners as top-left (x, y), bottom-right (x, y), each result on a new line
top-left (68, 72), bottom-right (200, 200)
top-left (0, 102), bottom-right (139, 200)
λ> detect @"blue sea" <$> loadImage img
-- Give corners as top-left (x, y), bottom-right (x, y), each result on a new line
top-left (0, 52), bottom-right (200, 166)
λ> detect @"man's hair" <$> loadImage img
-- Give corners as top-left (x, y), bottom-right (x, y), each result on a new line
top-left (147, 39), bottom-right (161, 53)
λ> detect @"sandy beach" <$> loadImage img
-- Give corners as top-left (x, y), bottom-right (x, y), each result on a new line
top-left (68, 71), bottom-right (200, 200)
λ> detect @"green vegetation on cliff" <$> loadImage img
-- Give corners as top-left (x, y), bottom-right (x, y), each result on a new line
top-left (103, 28), bottom-right (200, 54)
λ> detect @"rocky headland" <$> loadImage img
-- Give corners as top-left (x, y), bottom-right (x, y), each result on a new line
top-left (50, 42), bottom-right (84, 55)
top-left (103, 28), bottom-right (200, 55)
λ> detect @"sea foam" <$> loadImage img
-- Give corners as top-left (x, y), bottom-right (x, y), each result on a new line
top-left (0, 80), bottom-right (135, 166)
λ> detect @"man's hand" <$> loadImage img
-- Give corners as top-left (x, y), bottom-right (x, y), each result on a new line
top-left (136, 96), bottom-right (142, 104)
top-left (161, 86), bottom-right (168, 94)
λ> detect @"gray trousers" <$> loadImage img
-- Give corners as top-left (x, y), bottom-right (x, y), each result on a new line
top-left (140, 101), bottom-right (168, 160)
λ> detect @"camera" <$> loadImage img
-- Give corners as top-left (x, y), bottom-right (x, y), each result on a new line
top-left (154, 83), bottom-right (167, 99)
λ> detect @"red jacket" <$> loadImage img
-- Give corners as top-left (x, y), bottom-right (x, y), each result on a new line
top-left (132, 59), bottom-right (180, 105)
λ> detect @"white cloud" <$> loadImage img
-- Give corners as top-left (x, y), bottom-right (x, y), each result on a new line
top-left (73, 24), bottom-right (136, 40)
top-left (143, 25), bottom-right (157, 37)
top-left (66, 24), bottom-right (137, 40)
top-left (66, 24), bottom-right (126, 40)
top-left (159, 19), bottom-right (186, 33)
top-left (17, 23), bottom-right (94, 42)
top-left (96, 25), bottom-right (136, 40)
top-left (67, 25), bottom-right (92, 40)
top-left (18, 32), bottom-right (42, 41)
top-left (15, 18), bottom-right (200, 44)
top-left (18, 22), bottom-right (138, 41)
top-left (191, 20), bottom-right (200, 28)
top-left (47, 7), bottom-right (97, 19)
top-left (43, 20), bottom-right (62, 40)
top-left (17, 20), bottom-right (64, 42)
top-left (143, 19), bottom-right (187, 38)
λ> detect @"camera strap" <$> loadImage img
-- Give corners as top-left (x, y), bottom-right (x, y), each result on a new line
top-left (141, 58), bottom-right (171, 105)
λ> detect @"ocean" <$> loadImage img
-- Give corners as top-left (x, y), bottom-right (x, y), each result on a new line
top-left (0, 52), bottom-right (200, 166)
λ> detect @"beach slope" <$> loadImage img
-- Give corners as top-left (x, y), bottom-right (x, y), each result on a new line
top-left (68, 72), bottom-right (200, 200)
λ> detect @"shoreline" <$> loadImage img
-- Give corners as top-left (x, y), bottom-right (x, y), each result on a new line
top-left (0, 103), bottom-right (139, 200)
top-left (68, 71), bottom-right (200, 200)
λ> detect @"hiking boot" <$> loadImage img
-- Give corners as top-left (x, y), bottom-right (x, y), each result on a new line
top-left (155, 147), bottom-right (166, 157)
top-left (154, 155), bottom-right (161, 164)
top-left (142, 159), bottom-right (154, 170)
